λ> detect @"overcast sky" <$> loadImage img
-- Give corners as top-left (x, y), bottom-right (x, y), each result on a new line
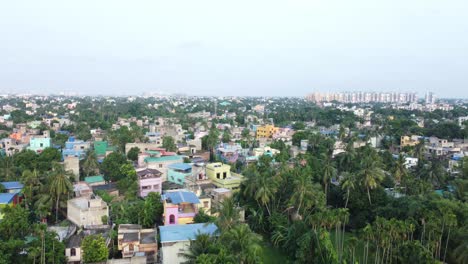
top-left (0, 0), bottom-right (467, 97)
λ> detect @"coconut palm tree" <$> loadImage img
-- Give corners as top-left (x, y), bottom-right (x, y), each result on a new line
top-left (340, 172), bottom-right (356, 209)
top-left (182, 233), bottom-right (215, 264)
top-left (254, 172), bottom-right (278, 216)
top-left (0, 156), bottom-right (17, 181)
top-left (321, 154), bottom-right (337, 203)
top-left (48, 163), bottom-right (73, 223)
top-left (214, 197), bottom-right (241, 232)
top-left (221, 224), bottom-right (262, 264)
top-left (358, 156), bottom-right (384, 205)
top-left (21, 169), bottom-right (41, 209)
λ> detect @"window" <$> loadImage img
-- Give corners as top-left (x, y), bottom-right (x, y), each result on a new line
top-left (199, 174), bottom-right (203, 180)
top-left (223, 172), bottom-right (227, 179)
top-left (159, 164), bottom-right (163, 168)
top-left (40, 143), bottom-right (43, 147)
top-left (153, 185), bottom-right (159, 189)
top-left (216, 173), bottom-right (220, 179)
top-left (129, 244), bottom-right (134, 251)
top-left (70, 248), bottom-right (76, 256)
top-left (142, 185), bottom-right (151, 190)
top-left (169, 214), bottom-right (175, 224)
top-left (204, 201), bottom-right (209, 208)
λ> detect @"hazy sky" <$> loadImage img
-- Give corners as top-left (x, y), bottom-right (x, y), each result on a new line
top-left (1, 0), bottom-right (467, 97)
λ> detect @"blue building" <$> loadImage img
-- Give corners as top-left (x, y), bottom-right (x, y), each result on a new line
top-left (62, 136), bottom-right (90, 160)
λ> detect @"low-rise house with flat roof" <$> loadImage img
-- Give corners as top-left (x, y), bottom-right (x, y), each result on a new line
top-left (62, 136), bottom-right (90, 160)
top-left (159, 223), bottom-right (217, 264)
top-left (137, 168), bottom-right (162, 197)
top-left (84, 175), bottom-right (106, 187)
top-left (67, 195), bottom-right (109, 227)
top-left (142, 154), bottom-right (185, 181)
top-left (28, 135), bottom-right (51, 153)
top-left (167, 163), bottom-right (192, 185)
top-left (206, 163), bottom-right (243, 190)
top-left (117, 224), bottom-right (158, 261)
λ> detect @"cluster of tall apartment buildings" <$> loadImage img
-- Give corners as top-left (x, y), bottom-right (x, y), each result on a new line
top-left (306, 91), bottom-right (420, 104)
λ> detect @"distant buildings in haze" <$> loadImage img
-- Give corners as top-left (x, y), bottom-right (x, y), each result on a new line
top-left (306, 91), bottom-right (419, 104)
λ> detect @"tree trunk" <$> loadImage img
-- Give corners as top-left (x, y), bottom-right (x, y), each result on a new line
top-left (367, 187), bottom-right (372, 205)
top-left (345, 190), bottom-right (350, 208)
top-left (55, 196), bottom-right (60, 223)
top-left (443, 228), bottom-right (450, 263)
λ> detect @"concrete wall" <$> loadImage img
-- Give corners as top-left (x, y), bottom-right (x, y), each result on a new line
top-left (161, 241), bottom-right (190, 264)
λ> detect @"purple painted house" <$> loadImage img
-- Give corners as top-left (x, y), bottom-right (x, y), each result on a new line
top-left (137, 168), bottom-right (163, 198)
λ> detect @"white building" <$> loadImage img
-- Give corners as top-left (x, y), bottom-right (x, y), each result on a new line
top-left (67, 195), bottom-right (109, 227)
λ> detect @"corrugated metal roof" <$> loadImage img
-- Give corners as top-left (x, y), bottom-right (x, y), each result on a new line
top-left (168, 163), bottom-right (192, 171)
top-left (144, 155), bottom-right (184, 163)
top-left (0, 181), bottom-right (23, 190)
top-left (84, 175), bottom-right (105, 184)
top-left (163, 191), bottom-right (200, 204)
top-left (0, 193), bottom-right (15, 204)
top-left (159, 223), bottom-right (217, 243)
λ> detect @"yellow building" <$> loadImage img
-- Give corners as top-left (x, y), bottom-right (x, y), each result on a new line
top-left (256, 125), bottom-right (279, 139)
top-left (206, 163), bottom-right (243, 190)
top-left (400, 135), bottom-right (420, 147)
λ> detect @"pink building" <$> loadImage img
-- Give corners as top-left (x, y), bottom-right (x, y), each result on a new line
top-left (162, 191), bottom-right (200, 225)
top-left (137, 168), bottom-right (162, 198)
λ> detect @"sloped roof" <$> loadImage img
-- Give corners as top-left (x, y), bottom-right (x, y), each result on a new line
top-left (168, 163), bottom-right (192, 171)
top-left (163, 191), bottom-right (200, 204)
top-left (0, 181), bottom-right (23, 190)
top-left (0, 193), bottom-right (16, 204)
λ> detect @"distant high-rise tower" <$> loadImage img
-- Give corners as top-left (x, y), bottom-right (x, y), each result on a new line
top-left (425, 92), bottom-right (435, 104)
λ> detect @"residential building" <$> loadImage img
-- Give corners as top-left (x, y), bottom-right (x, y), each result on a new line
top-left (125, 142), bottom-right (162, 154)
top-left (84, 175), bottom-right (106, 187)
top-left (64, 156), bottom-right (80, 181)
top-left (256, 124), bottom-right (279, 139)
top-left (205, 163), bottom-right (243, 190)
top-left (400, 135), bottom-right (421, 147)
top-left (162, 190), bottom-right (200, 225)
top-left (143, 154), bottom-right (185, 181)
top-left (137, 168), bottom-right (163, 198)
top-left (28, 135), bottom-right (51, 153)
top-left (252, 146), bottom-right (280, 158)
top-left (117, 224), bottom-right (158, 261)
top-left (65, 235), bottom-right (82, 264)
top-left (167, 163), bottom-right (192, 185)
top-left (67, 195), bottom-right (109, 227)
top-left (159, 223), bottom-right (218, 264)
top-left (62, 136), bottom-right (90, 160)
top-left (216, 143), bottom-right (243, 163)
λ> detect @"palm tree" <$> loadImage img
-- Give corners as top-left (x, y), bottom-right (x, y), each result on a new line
top-left (182, 233), bottom-right (215, 264)
top-left (0, 156), bottom-right (17, 181)
top-left (340, 172), bottom-right (356, 209)
top-left (254, 172), bottom-right (278, 216)
top-left (214, 197), bottom-right (241, 232)
top-left (321, 154), bottom-right (337, 202)
top-left (48, 163), bottom-right (73, 223)
top-left (358, 156), bottom-right (384, 205)
top-left (21, 169), bottom-right (41, 209)
top-left (221, 224), bottom-right (262, 264)
top-left (394, 154), bottom-right (407, 186)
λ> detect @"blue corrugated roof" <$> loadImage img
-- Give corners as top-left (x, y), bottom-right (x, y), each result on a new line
top-left (159, 223), bottom-right (217, 243)
top-left (0, 193), bottom-right (15, 204)
top-left (0, 181), bottom-right (23, 190)
top-left (168, 163), bottom-right (192, 171)
top-left (163, 191), bottom-right (200, 204)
